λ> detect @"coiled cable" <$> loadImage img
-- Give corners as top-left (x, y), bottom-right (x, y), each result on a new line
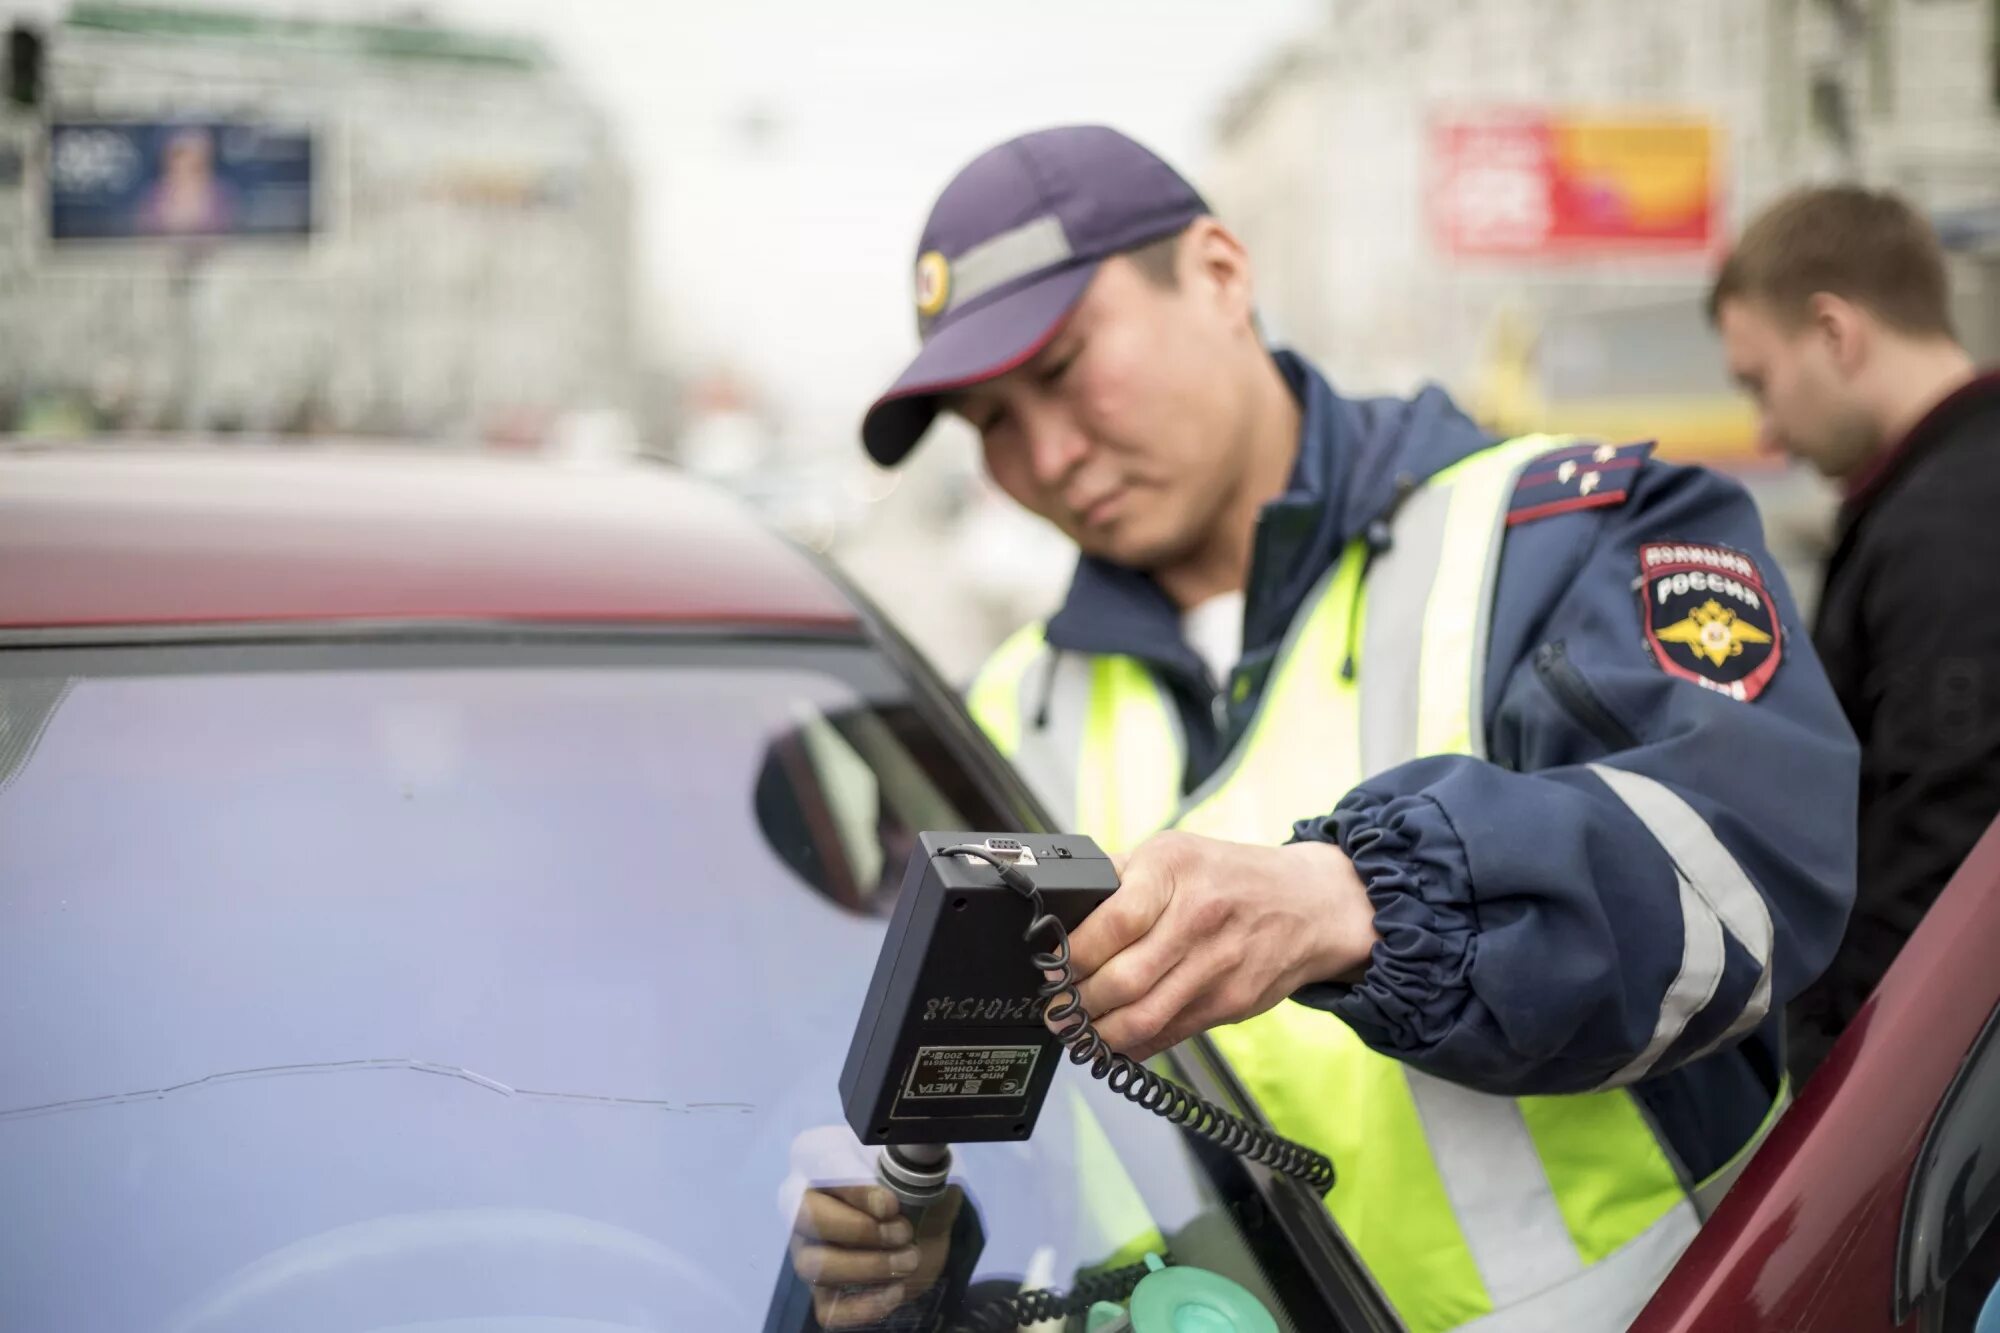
top-left (938, 845), bottom-right (1335, 1195)
top-left (947, 1258), bottom-right (1154, 1333)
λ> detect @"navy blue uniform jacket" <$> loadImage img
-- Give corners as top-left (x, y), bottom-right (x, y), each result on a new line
top-left (1036, 351), bottom-right (1858, 1182)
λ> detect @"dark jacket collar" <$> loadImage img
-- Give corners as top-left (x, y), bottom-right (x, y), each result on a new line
top-left (1843, 368), bottom-right (2000, 515)
top-left (1042, 350), bottom-right (1493, 682)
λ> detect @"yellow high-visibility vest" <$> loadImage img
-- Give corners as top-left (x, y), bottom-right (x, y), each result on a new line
top-left (968, 435), bottom-right (1784, 1332)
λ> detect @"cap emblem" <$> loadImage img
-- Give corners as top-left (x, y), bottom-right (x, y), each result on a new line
top-left (915, 251), bottom-right (951, 319)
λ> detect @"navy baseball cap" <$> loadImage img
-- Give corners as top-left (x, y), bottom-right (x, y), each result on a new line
top-left (861, 125), bottom-right (1209, 467)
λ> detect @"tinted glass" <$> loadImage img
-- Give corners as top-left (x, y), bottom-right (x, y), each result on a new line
top-left (0, 639), bottom-right (1309, 1331)
top-left (1906, 1000), bottom-right (2000, 1332)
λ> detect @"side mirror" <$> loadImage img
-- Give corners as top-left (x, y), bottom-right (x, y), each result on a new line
top-left (752, 706), bottom-right (956, 916)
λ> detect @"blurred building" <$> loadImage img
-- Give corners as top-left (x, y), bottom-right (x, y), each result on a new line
top-left (1207, 0), bottom-right (2000, 603)
top-left (0, 2), bottom-right (638, 441)
top-left (1209, 0), bottom-right (2000, 448)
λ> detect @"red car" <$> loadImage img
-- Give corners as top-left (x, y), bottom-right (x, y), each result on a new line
top-left (1, 444), bottom-right (1995, 1332)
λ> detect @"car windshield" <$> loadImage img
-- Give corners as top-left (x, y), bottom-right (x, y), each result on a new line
top-left (0, 636), bottom-right (1313, 1332)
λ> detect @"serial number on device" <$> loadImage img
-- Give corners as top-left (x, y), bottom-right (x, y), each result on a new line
top-left (921, 995), bottom-right (1042, 1022)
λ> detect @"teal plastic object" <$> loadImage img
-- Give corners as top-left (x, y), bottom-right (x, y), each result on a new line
top-left (1085, 1299), bottom-right (1132, 1332)
top-left (1975, 1273), bottom-right (2000, 1333)
top-left (1084, 1254), bottom-right (1280, 1333)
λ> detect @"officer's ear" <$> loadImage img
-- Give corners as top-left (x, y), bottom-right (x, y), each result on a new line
top-left (1181, 218), bottom-right (1257, 336)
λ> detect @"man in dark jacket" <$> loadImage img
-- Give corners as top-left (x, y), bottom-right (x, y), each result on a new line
top-left (1711, 185), bottom-right (2000, 1081)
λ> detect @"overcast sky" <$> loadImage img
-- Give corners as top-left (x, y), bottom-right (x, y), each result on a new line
top-left (395, 0), bottom-right (1322, 444)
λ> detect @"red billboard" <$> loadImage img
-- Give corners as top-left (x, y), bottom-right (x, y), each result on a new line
top-left (1429, 110), bottom-right (1720, 259)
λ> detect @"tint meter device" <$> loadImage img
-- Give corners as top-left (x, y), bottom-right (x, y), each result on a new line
top-left (839, 832), bottom-right (1116, 1147)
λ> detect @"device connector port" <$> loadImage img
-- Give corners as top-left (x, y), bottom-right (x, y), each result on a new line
top-left (957, 838), bottom-right (1037, 868)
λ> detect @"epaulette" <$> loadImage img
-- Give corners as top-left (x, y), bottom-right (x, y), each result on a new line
top-left (1507, 440), bottom-right (1656, 527)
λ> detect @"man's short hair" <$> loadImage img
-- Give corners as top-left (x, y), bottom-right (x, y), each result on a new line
top-left (1707, 185), bottom-right (1956, 339)
top-left (1123, 226), bottom-right (1186, 289)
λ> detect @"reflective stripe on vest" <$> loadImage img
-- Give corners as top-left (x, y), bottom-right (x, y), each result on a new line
top-left (1175, 435), bottom-right (1704, 1331)
top-left (966, 621), bottom-right (1047, 761)
top-left (967, 626), bottom-right (1183, 854)
top-left (962, 435), bottom-right (1794, 1332)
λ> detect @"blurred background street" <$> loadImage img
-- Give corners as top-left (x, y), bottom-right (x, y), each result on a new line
top-left (2, 0), bottom-right (1997, 680)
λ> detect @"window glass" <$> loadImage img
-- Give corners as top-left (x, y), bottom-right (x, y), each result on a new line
top-left (0, 640), bottom-right (1318, 1332)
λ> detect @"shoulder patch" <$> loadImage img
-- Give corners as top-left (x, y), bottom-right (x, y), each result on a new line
top-left (1507, 440), bottom-right (1656, 527)
top-left (1638, 542), bottom-right (1783, 702)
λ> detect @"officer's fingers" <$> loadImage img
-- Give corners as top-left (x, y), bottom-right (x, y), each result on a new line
top-left (1067, 856), bottom-right (1176, 980)
top-left (790, 1235), bottom-right (924, 1286)
top-left (1122, 975), bottom-right (1241, 1062)
top-left (1078, 870), bottom-right (1238, 1024)
top-left (1110, 926), bottom-right (1258, 1060)
top-left (1071, 921), bottom-right (1182, 1019)
top-left (814, 1282), bottom-right (909, 1329)
top-left (796, 1189), bottom-right (915, 1248)
top-left (817, 1184), bottom-right (904, 1222)
top-left (1092, 953), bottom-right (1206, 1058)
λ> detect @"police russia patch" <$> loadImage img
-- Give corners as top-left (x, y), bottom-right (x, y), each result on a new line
top-left (1638, 542), bottom-right (1783, 702)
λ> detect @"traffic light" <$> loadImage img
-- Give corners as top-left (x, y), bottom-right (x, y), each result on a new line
top-left (6, 23), bottom-right (44, 109)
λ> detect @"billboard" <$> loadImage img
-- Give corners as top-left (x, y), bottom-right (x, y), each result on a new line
top-left (47, 120), bottom-right (314, 242)
top-left (1430, 110), bottom-right (1719, 259)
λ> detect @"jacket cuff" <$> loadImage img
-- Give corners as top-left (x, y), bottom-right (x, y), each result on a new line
top-left (1288, 791), bottom-right (1477, 1054)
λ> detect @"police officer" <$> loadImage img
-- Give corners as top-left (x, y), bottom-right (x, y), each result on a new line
top-left (855, 126), bottom-right (1857, 1333)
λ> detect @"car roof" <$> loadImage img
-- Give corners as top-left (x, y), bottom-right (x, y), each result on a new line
top-left (0, 443), bottom-right (862, 633)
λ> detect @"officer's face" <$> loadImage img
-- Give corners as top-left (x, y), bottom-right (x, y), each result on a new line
top-left (950, 222), bottom-right (1265, 570)
top-left (1717, 296), bottom-right (1881, 481)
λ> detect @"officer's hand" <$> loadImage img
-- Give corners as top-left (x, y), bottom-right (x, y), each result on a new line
top-left (787, 1184), bottom-right (960, 1328)
top-left (1059, 831), bottom-right (1378, 1062)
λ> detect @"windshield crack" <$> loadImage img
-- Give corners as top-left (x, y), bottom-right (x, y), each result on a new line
top-left (0, 1057), bottom-right (757, 1122)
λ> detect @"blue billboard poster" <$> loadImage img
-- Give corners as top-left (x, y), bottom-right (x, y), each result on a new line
top-left (47, 121), bottom-right (315, 242)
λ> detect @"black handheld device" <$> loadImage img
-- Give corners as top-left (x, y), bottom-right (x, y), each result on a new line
top-left (784, 833), bottom-right (1329, 1333)
top-left (838, 832), bottom-right (1334, 1192)
top-left (839, 832), bottom-right (1111, 1147)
